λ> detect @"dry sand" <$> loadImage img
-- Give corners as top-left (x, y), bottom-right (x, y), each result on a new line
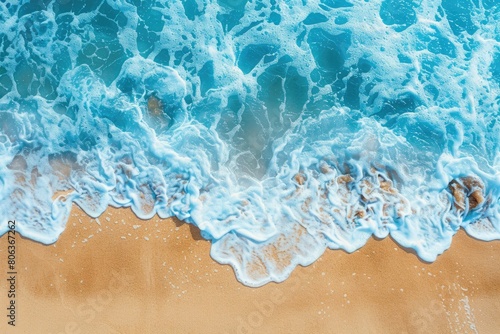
top-left (1, 206), bottom-right (500, 334)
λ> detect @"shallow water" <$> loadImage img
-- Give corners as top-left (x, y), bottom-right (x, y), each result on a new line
top-left (0, 0), bottom-right (499, 286)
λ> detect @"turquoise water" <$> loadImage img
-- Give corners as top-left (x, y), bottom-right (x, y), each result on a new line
top-left (0, 0), bottom-right (499, 286)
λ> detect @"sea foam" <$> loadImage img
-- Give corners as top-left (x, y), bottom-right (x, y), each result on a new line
top-left (0, 0), bottom-right (499, 286)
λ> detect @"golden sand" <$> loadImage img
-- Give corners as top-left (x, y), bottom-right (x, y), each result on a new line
top-left (1, 206), bottom-right (500, 334)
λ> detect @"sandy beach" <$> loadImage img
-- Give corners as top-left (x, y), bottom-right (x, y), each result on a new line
top-left (1, 206), bottom-right (500, 334)
top-left (1, 1), bottom-right (499, 334)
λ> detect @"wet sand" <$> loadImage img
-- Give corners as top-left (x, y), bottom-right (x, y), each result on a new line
top-left (1, 206), bottom-right (500, 334)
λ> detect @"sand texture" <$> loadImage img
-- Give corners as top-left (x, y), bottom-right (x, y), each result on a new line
top-left (1, 206), bottom-right (500, 334)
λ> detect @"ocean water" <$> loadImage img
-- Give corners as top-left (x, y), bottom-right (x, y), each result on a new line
top-left (0, 0), bottom-right (499, 286)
